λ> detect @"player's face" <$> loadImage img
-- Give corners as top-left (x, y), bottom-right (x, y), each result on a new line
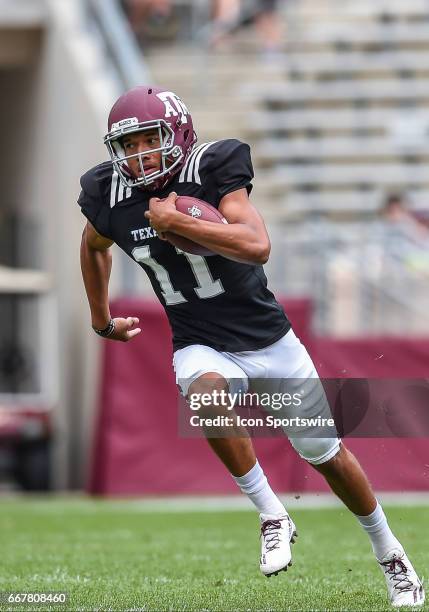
top-left (122, 129), bottom-right (162, 179)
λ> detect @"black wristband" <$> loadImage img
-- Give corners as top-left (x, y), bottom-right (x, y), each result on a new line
top-left (92, 319), bottom-right (115, 338)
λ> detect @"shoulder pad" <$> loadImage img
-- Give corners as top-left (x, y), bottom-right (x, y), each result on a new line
top-left (204, 139), bottom-right (250, 167)
top-left (177, 139), bottom-right (251, 187)
top-left (78, 161), bottom-right (113, 238)
top-left (80, 161), bottom-right (113, 199)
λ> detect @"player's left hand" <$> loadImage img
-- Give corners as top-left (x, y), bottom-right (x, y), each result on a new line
top-left (145, 192), bottom-right (179, 238)
top-left (110, 317), bottom-right (142, 342)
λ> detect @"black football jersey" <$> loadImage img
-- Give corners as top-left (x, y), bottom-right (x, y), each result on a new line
top-left (78, 139), bottom-right (291, 352)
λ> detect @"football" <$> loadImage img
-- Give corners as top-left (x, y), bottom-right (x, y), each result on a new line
top-left (164, 196), bottom-right (227, 256)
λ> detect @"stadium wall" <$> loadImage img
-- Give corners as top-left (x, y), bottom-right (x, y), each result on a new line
top-left (1, 0), bottom-right (122, 489)
top-left (33, 0), bottom-right (119, 489)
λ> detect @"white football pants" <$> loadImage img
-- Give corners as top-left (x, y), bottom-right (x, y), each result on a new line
top-left (173, 329), bottom-right (341, 465)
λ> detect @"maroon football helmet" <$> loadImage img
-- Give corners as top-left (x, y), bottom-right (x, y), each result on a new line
top-left (104, 85), bottom-right (197, 190)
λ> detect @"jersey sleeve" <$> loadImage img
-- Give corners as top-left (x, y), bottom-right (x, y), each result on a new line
top-left (77, 166), bottom-right (113, 239)
top-left (204, 139), bottom-right (254, 201)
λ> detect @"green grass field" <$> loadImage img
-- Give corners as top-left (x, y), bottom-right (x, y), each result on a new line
top-left (0, 498), bottom-right (427, 611)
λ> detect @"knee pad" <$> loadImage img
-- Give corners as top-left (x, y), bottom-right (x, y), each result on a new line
top-left (289, 436), bottom-right (341, 465)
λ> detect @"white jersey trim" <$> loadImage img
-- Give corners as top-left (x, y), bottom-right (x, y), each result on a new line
top-left (179, 141), bottom-right (218, 184)
top-left (110, 171), bottom-right (119, 208)
top-left (178, 142), bottom-right (206, 183)
top-left (110, 170), bottom-right (132, 207)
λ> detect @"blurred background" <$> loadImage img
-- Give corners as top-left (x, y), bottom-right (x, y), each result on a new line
top-left (1, 0), bottom-right (428, 495)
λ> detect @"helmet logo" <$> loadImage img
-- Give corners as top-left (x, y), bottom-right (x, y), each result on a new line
top-left (188, 205), bottom-right (202, 218)
top-left (156, 91), bottom-right (189, 125)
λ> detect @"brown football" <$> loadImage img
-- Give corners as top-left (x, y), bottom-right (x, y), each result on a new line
top-left (164, 196), bottom-right (227, 256)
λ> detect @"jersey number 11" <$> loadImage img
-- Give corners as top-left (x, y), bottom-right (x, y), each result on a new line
top-left (132, 245), bottom-right (225, 305)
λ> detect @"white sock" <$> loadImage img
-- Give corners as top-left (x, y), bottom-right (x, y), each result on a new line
top-left (232, 461), bottom-right (287, 517)
top-left (356, 501), bottom-right (403, 561)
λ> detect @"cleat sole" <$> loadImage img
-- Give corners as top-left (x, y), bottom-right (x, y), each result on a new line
top-left (262, 525), bottom-right (298, 578)
top-left (265, 565), bottom-right (289, 578)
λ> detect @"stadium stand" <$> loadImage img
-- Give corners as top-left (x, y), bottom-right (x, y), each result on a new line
top-left (229, 0), bottom-right (429, 334)
top-left (239, 1), bottom-right (429, 217)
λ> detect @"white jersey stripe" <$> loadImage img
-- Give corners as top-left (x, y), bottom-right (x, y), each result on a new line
top-left (178, 161), bottom-right (189, 183)
top-left (179, 145), bottom-right (200, 183)
top-left (186, 144), bottom-right (207, 183)
top-left (126, 187), bottom-right (132, 199)
top-left (118, 182), bottom-right (125, 203)
top-left (179, 145), bottom-right (202, 183)
top-left (187, 142), bottom-right (212, 183)
top-left (194, 141), bottom-right (217, 185)
top-left (110, 171), bottom-right (119, 208)
top-left (179, 143), bottom-right (206, 183)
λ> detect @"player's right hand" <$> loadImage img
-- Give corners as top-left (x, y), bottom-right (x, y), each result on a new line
top-left (109, 317), bottom-right (141, 342)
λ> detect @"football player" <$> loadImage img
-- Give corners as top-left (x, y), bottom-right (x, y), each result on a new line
top-left (78, 86), bottom-right (424, 608)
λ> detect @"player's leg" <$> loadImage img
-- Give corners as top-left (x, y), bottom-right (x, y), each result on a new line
top-left (174, 345), bottom-right (296, 576)
top-left (304, 444), bottom-right (424, 607)
top-left (268, 331), bottom-right (424, 606)
top-left (174, 345), bottom-right (285, 513)
top-left (311, 443), bottom-right (400, 548)
top-left (311, 443), bottom-right (374, 513)
top-left (188, 371), bottom-right (296, 577)
top-left (187, 372), bottom-right (256, 476)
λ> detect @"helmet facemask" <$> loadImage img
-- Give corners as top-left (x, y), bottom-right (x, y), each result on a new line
top-left (104, 118), bottom-right (185, 190)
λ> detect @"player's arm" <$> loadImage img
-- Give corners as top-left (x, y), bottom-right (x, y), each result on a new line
top-left (80, 222), bottom-right (141, 341)
top-left (145, 190), bottom-right (271, 265)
